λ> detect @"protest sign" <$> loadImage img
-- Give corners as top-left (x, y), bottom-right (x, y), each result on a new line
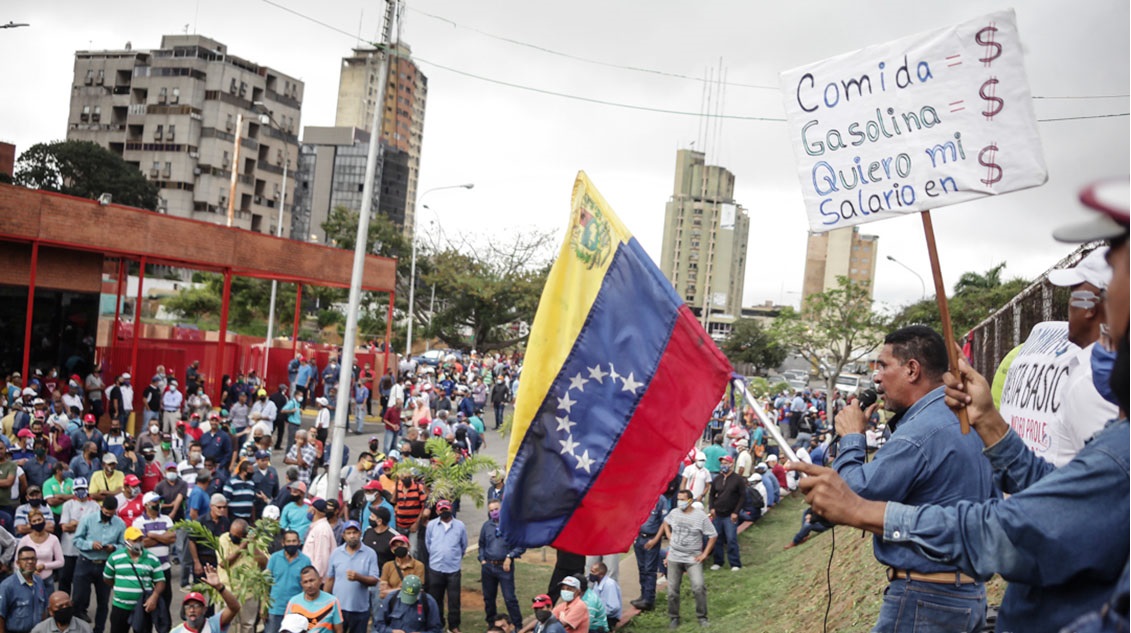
top-left (997, 321), bottom-right (1073, 459)
top-left (780, 9), bottom-right (1047, 232)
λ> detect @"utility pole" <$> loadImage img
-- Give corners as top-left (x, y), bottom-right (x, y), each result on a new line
top-left (326, 0), bottom-right (396, 499)
top-left (226, 113), bottom-right (243, 227)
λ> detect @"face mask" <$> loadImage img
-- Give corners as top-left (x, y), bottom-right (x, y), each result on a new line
top-left (76, 489), bottom-right (88, 499)
top-left (439, 510), bottom-right (452, 521)
top-left (161, 443), bottom-right (171, 451)
top-left (128, 541), bottom-right (143, 553)
top-left (296, 395), bottom-right (304, 403)
top-left (165, 471), bottom-right (178, 481)
top-left (364, 492), bottom-right (377, 502)
top-left (720, 465), bottom-right (732, 474)
top-left (100, 512), bottom-right (113, 523)
top-left (34, 448), bottom-right (46, 458)
top-left (150, 426), bottom-right (160, 435)
top-left (678, 500), bottom-right (690, 511)
top-left (488, 509), bottom-right (500, 522)
top-left (587, 573), bottom-right (600, 584)
top-left (30, 522), bottom-right (45, 532)
top-left (292, 494), bottom-right (303, 504)
top-left (85, 423), bottom-right (95, 429)
top-left (53, 606), bottom-right (74, 627)
top-left (535, 610), bottom-right (552, 623)
top-left (695, 461), bottom-right (705, 468)
top-left (284, 544), bottom-right (301, 556)
top-left (148, 503), bottom-right (161, 513)
top-left (29, 498), bottom-right (43, 507)
top-left (306, 511), bottom-right (314, 521)
top-left (392, 547), bottom-right (408, 559)
top-left (560, 590), bottom-right (576, 602)
top-left (230, 535), bottom-right (243, 545)
top-left (144, 453), bottom-right (155, 462)
top-left (1092, 343), bottom-right (1120, 406)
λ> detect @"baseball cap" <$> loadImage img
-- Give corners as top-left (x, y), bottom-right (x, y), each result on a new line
top-left (255, 450), bottom-right (271, 460)
top-left (342, 520), bottom-right (361, 532)
top-left (142, 492), bottom-right (160, 505)
top-left (766, 454), bottom-right (779, 462)
top-left (316, 397), bottom-right (329, 406)
top-left (720, 455), bottom-right (734, 463)
top-left (390, 534), bottom-right (409, 546)
top-left (16, 429), bottom-right (33, 439)
top-left (73, 477), bottom-right (89, 489)
top-left (312, 499), bottom-right (328, 513)
top-left (736, 439), bottom-right (749, 447)
top-left (532, 594), bottom-right (554, 609)
top-left (436, 500), bottom-right (452, 511)
top-left (103, 453), bottom-right (118, 464)
top-left (184, 592), bottom-right (207, 606)
top-left (289, 481), bottom-right (307, 493)
top-left (121, 373), bottom-right (131, 380)
top-left (124, 526), bottom-right (143, 541)
top-left (432, 427), bottom-right (443, 436)
top-left (257, 389), bottom-right (268, 397)
top-left (399, 575), bottom-right (423, 604)
top-left (749, 473), bottom-right (763, 483)
top-left (165, 461), bottom-right (178, 471)
top-left (560, 575), bottom-right (581, 589)
top-left (279, 613), bottom-right (308, 633)
top-left (1047, 247), bottom-right (1112, 291)
top-left (21, 388), bottom-right (36, 396)
top-left (325, 499), bottom-right (340, 513)
top-left (1054, 178), bottom-right (1131, 243)
top-left (83, 413), bottom-right (96, 423)
top-left (363, 479), bottom-right (383, 491)
top-left (262, 505), bottom-right (281, 521)
top-left (124, 474), bottom-right (141, 486)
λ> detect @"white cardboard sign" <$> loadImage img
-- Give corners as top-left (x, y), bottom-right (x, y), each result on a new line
top-left (998, 321), bottom-right (1073, 460)
top-left (780, 9), bottom-right (1048, 232)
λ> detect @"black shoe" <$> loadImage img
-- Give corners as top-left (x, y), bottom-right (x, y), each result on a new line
top-left (669, 619), bottom-right (680, 630)
top-left (631, 599), bottom-right (654, 611)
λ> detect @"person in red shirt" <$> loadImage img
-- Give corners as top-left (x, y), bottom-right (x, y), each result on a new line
top-left (139, 446), bottom-right (162, 493)
top-left (382, 402), bottom-right (401, 457)
top-left (118, 474), bottom-right (145, 524)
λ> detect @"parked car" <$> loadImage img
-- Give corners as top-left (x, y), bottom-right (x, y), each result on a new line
top-left (413, 349), bottom-right (446, 366)
top-left (834, 373), bottom-right (863, 395)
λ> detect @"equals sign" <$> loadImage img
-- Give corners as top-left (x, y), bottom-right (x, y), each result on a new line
top-left (949, 100), bottom-right (965, 113)
top-left (946, 54), bottom-right (962, 67)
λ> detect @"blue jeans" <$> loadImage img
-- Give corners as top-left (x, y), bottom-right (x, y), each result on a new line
top-left (711, 515), bottom-right (741, 568)
top-left (873, 578), bottom-right (986, 633)
top-left (341, 610), bottom-right (368, 633)
top-left (481, 562), bottom-right (522, 626)
top-left (74, 558), bottom-right (111, 633)
top-left (493, 403), bottom-right (505, 428)
top-left (792, 508), bottom-right (829, 545)
top-left (264, 614), bottom-right (284, 633)
top-left (383, 429), bottom-right (400, 455)
top-left (633, 535), bottom-right (660, 604)
top-left (353, 404), bottom-right (366, 432)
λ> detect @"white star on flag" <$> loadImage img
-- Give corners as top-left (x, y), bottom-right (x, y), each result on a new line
top-left (559, 436), bottom-right (579, 457)
top-left (575, 449), bottom-right (594, 473)
top-left (587, 364), bottom-right (608, 384)
top-left (621, 372), bottom-right (643, 394)
top-left (556, 415), bottom-right (576, 433)
top-left (568, 372), bottom-right (588, 392)
top-left (608, 362), bottom-right (621, 384)
top-left (558, 392), bottom-right (576, 413)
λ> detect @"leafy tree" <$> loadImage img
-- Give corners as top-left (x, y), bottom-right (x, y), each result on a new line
top-left (722, 318), bottom-right (788, 372)
top-left (163, 286), bottom-right (222, 320)
top-left (391, 437), bottom-right (499, 508)
top-left (14, 140), bottom-right (159, 210)
top-left (772, 277), bottom-right (887, 412)
top-left (177, 517), bottom-right (278, 610)
top-left (421, 231), bottom-right (553, 352)
top-left (892, 263), bottom-right (1029, 338)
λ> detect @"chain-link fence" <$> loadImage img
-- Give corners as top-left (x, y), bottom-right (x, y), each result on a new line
top-left (966, 242), bottom-right (1105, 376)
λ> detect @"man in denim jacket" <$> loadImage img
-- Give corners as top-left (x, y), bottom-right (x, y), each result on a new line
top-left (831, 324), bottom-right (996, 632)
top-left (793, 180), bottom-right (1130, 633)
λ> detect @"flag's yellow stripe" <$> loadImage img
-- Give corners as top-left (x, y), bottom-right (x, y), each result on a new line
top-left (506, 172), bottom-right (631, 468)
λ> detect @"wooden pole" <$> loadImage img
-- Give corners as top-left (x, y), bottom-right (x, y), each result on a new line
top-left (920, 210), bottom-right (970, 434)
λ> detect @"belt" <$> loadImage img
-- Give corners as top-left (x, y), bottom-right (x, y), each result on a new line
top-left (80, 558), bottom-right (106, 565)
top-left (887, 567), bottom-right (977, 585)
top-left (639, 532), bottom-right (656, 539)
top-left (483, 559), bottom-right (506, 565)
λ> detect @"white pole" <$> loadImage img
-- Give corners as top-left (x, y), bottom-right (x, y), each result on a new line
top-left (327, 3), bottom-right (395, 499)
top-left (226, 113), bottom-right (243, 227)
top-left (731, 378), bottom-right (800, 464)
top-left (264, 154), bottom-right (288, 377)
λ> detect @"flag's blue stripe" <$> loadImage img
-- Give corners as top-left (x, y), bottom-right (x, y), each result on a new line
top-left (501, 238), bottom-right (682, 547)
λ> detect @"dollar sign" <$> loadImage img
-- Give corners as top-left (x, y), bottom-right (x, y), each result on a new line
top-left (976, 25), bottom-right (1002, 66)
top-left (980, 78), bottom-right (1004, 120)
top-left (978, 145), bottom-right (1003, 186)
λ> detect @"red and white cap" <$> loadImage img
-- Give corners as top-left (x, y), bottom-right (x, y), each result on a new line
top-left (1054, 178), bottom-right (1130, 243)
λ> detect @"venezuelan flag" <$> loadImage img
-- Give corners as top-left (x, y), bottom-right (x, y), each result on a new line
top-left (501, 172), bottom-right (733, 554)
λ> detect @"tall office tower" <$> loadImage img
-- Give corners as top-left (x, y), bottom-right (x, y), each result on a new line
top-left (67, 35), bottom-right (303, 235)
top-left (659, 149), bottom-right (751, 339)
top-left (801, 226), bottom-right (879, 305)
top-left (290, 126), bottom-right (410, 245)
top-left (335, 42), bottom-right (426, 236)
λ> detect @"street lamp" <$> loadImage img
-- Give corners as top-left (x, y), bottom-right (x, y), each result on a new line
top-left (252, 101), bottom-right (293, 376)
top-left (886, 254), bottom-right (927, 301)
top-left (406, 184), bottom-right (474, 359)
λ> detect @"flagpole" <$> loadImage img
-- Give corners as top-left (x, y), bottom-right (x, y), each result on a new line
top-left (730, 378), bottom-right (800, 464)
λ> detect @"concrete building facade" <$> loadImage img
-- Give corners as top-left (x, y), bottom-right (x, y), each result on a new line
top-left (334, 42), bottom-right (426, 236)
top-left (659, 149), bottom-right (750, 340)
top-left (66, 35), bottom-right (302, 235)
top-left (290, 126), bottom-right (410, 245)
top-left (801, 226), bottom-right (879, 304)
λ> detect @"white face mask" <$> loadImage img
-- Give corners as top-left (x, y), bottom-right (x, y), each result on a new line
top-left (150, 426), bottom-right (160, 435)
top-left (560, 590), bottom-right (576, 602)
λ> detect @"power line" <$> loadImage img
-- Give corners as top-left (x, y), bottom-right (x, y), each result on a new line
top-left (1032, 94), bottom-right (1129, 99)
top-left (261, 0), bottom-right (1131, 123)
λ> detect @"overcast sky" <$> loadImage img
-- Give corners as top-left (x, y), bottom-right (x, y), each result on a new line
top-left (2, 0), bottom-right (1127, 314)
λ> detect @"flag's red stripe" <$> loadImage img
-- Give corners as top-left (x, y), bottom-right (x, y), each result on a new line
top-left (552, 306), bottom-right (731, 554)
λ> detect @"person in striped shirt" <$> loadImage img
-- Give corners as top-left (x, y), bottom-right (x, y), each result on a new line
top-left (103, 526), bottom-right (164, 633)
top-left (223, 462), bottom-right (256, 521)
top-left (132, 492), bottom-right (174, 620)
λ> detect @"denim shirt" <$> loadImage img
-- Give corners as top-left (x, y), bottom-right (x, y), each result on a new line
top-left (0, 573), bottom-right (47, 633)
top-left (884, 418), bottom-right (1129, 633)
top-left (478, 520), bottom-right (524, 562)
top-left (424, 518), bottom-right (467, 574)
top-left (834, 386), bottom-right (995, 574)
top-left (639, 495), bottom-right (668, 536)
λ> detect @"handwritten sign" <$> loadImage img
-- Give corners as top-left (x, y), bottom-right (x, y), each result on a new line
top-left (998, 321), bottom-right (1073, 460)
top-left (780, 10), bottom-right (1047, 232)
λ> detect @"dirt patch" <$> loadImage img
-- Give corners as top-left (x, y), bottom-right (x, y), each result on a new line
top-left (461, 587), bottom-right (486, 611)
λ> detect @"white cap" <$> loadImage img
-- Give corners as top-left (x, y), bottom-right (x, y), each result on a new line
top-left (748, 473), bottom-right (763, 483)
top-left (1047, 247), bottom-right (1112, 291)
top-left (262, 505), bottom-right (281, 520)
top-left (316, 397), bottom-right (329, 406)
top-left (142, 492), bottom-right (161, 505)
top-left (121, 373), bottom-right (131, 379)
top-left (766, 454), bottom-right (779, 462)
top-left (280, 613), bottom-right (309, 633)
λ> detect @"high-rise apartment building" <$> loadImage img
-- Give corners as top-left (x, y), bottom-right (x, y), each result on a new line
top-left (801, 226), bottom-right (879, 304)
top-left (334, 42), bottom-right (426, 236)
top-left (67, 35), bottom-right (302, 235)
top-left (659, 149), bottom-right (750, 339)
top-left (291, 126), bottom-right (410, 244)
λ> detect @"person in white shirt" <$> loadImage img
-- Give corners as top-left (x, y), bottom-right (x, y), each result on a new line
top-left (681, 454), bottom-right (710, 504)
top-left (1045, 247), bottom-right (1121, 466)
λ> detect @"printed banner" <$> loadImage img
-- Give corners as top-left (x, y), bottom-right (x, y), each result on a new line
top-left (997, 321), bottom-right (1073, 459)
top-left (780, 9), bottom-right (1047, 232)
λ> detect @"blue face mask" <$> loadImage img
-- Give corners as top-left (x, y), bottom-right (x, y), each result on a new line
top-left (1091, 344), bottom-right (1120, 406)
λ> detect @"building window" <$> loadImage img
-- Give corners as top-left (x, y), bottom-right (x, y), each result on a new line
top-left (172, 87), bottom-right (180, 104)
top-left (239, 82), bottom-right (247, 98)
top-left (167, 124), bottom-right (175, 141)
top-left (223, 151), bottom-right (230, 168)
top-left (84, 69), bottom-right (94, 85)
top-left (80, 105), bottom-right (90, 122)
top-left (92, 106), bottom-right (101, 123)
top-left (163, 161), bottom-right (172, 178)
top-left (96, 69), bottom-right (104, 85)
top-left (276, 148), bottom-right (283, 165)
top-left (230, 78), bottom-right (238, 94)
top-left (150, 161), bottom-right (160, 178)
top-left (153, 125), bottom-right (163, 140)
top-left (159, 87), bottom-right (167, 104)
top-left (226, 114), bottom-right (234, 131)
